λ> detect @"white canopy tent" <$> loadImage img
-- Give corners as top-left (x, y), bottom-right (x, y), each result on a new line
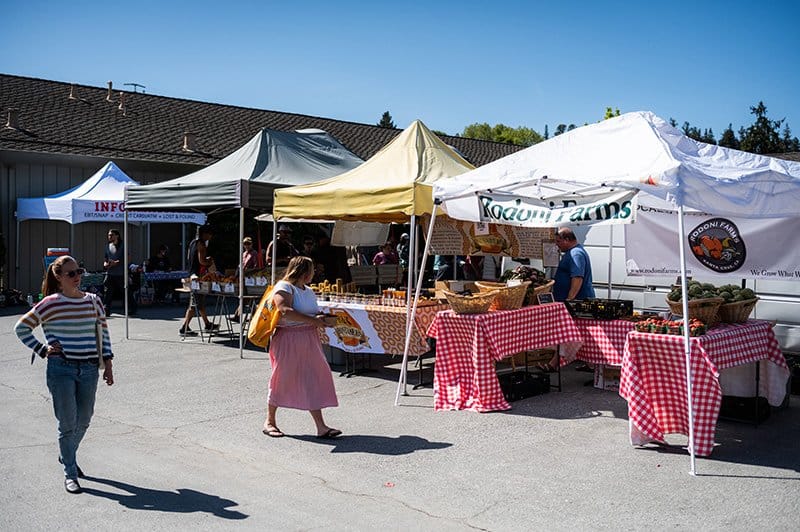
top-left (414, 111), bottom-right (800, 474)
top-left (15, 161), bottom-right (205, 270)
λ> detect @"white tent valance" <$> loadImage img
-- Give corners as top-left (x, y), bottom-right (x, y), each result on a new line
top-left (16, 162), bottom-right (206, 225)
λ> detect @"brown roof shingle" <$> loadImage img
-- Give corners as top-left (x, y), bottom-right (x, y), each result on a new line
top-left (0, 74), bottom-right (522, 167)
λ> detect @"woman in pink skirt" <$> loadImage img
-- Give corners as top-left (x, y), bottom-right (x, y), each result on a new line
top-left (263, 256), bottom-right (341, 439)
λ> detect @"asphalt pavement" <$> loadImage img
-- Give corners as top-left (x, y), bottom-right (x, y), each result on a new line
top-left (1, 303), bottom-right (798, 531)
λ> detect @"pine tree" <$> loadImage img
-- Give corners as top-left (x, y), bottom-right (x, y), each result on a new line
top-left (740, 101), bottom-right (784, 154)
top-left (543, 124), bottom-right (549, 139)
top-left (377, 111), bottom-right (396, 129)
top-left (718, 124), bottom-right (740, 149)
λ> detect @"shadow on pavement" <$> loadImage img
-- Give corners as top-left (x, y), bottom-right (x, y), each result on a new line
top-left (81, 476), bottom-right (248, 519)
top-left (289, 434), bottom-right (452, 455)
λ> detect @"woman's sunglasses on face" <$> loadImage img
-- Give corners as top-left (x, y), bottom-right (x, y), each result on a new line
top-left (61, 268), bottom-right (86, 278)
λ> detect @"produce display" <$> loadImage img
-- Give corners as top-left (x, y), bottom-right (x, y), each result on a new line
top-left (499, 266), bottom-right (551, 303)
top-left (668, 280), bottom-right (755, 303)
top-left (634, 317), bottom-right (707, 336)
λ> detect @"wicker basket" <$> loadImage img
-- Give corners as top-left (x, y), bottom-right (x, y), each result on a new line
top-left (666, 297), bottom-right (724, 326)
top-left (443, 290), bottom-right (498, 314)
top-left (475, 281), bottom-right (531, 310)
top-left (718, 297), bottom-right (759, 323)
top-left (526, 280), bottom-right (555, 305)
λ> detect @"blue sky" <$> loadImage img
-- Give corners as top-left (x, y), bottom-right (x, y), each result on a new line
top-left (2, 0), bottom-right (798, 140)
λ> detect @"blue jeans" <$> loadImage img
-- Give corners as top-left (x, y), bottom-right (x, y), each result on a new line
top-left (46, 358), bottom-right (99, 479)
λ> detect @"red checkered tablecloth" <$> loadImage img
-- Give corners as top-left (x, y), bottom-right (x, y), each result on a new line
top-left (619, 320), bottom-right (789, 457)
top-left (569, 318), bottom-right (635, 366)
top-left (428, 303), bottom-right (583, 412)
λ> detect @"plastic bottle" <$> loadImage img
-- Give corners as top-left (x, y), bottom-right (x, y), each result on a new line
top-left (27, 294), bottom-right (34, 307)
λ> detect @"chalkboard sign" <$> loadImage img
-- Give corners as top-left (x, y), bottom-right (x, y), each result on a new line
top-left (537, 293), bottom-right (554, 305)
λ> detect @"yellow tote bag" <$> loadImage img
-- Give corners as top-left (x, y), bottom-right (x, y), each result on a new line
top-left (247, 286), bottom-right (281, 348)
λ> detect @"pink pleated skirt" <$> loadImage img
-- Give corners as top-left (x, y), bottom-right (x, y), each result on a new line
top-left (268, 325), bottom-right (338, 411)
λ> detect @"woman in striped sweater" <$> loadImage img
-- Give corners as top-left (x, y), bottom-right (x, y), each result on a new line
top-left (14, 255), bottom-right (114, 494)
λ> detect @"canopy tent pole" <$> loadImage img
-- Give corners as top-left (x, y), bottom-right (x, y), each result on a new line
top-left (239, 207), bottom-right (245, 359)
top-left (270, 222), bottom-right (277, 284)
top-left (69, 224), bottom-right (74, 261)
top-left (401, 215), bottom-right (417, 391)
top-left (607, 225), bottom-right (613, 299)
top-left (124, 210), bottom-right (129, 339)
top-left (15, 219), bottom-right (20, 271)
top-left (181, 224), bottom-right (186, 271)
top-left (676, 204), bottom-right (697, 475)
top-left (396, 208), bottom-right (437, 404)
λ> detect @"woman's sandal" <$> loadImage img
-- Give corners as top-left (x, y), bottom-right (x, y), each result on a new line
top-left (262, 424), bottom-right (284, 438)
top-left (316, 428), bottom-right (342, 439)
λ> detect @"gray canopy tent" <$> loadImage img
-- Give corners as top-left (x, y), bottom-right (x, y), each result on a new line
top-left (124, 127), bottom-right (364, 356)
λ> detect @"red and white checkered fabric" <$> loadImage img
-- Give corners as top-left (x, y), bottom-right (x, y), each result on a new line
top-left (428, 303), bottom-right (583, 412)
top-left (570, 318), bottom-right (635, 365)
top-left (619, 320), bottom-right (788, 456)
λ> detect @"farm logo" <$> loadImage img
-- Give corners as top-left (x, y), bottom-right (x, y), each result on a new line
top-left (330, 309), bottom-right (370, 348)
top-left (688, 218), bottom-right (746, 273)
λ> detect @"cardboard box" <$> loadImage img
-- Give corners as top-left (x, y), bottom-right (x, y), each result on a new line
top-left (434, 280), bottom-right (477, 300)
top-left (593, 364), bottom-right (621, 391)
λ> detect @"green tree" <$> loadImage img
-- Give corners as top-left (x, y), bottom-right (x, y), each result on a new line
top-left (543, 124), bottom-right (549, 140)
top-left (553, 124), bottom-right (576, 136)
top-left (739, 101), bottom-right (785, 154)
top-left (603, 107), bottom-right (620, 120)
top-left (669, 118), bottom-right (678, 128)
top-left (461, 123), bottom-right (543, 146)
top-left (377, 111), bottom-right (396, 129)
top-left (718, 124), bottom-right (740, 149)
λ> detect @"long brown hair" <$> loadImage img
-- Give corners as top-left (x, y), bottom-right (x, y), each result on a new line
top-left (41, 255), bottom-right (77, 297)
top-left (283, 256), bottom-right (314, 285)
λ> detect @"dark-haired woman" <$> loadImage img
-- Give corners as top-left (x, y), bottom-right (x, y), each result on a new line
top-left (262, 256), bottom-right (341, 439)
top-left (14, 255), bottom-right (114, 494)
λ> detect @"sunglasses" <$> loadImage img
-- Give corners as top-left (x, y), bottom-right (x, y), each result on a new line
top-left (61, 268), bottom-right (86, 278)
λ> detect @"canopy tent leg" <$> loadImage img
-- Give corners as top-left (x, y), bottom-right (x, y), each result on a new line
top-left (607, 225), bottom-right (613, 299)
top-left (124, 210), bottom-right (129, 339)
top-left (239, 207), bottom-right (245, 359)
top-left (677, 204), bottom-right (697, 476)
top-left (270, 222), bottom-right (277, 284)
top-left (15, 219), bottom-right (20, 272)
top-left (181, 223), bottom-right (186, 271)
top-left (401, 215), bottom-right (417, 392)
top-left (396, 208), bottom-right (437, 405)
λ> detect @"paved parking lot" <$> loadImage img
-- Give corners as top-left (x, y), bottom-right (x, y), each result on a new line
top-left (1, 304), bottom-right (798, 530)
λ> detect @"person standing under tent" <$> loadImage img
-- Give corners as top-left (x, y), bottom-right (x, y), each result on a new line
top-left (179, 225), bottom-right (220, 336)
top-left (103, 229), bottom-right (137, 316)
top-left (541, 226), bottom-right (596, 372)
top-left (552, 227), bottom-right (595, 302)
top-left (262, 256), bottom-right (341, 439)
top-left (372, 242), bottom-right (399, 265)
top-left (266, 224), bottom-right (299, 267)
top-left (14, 255), bottom-right (114, 494)
top-left (231, 237), bottom-right (259, 323)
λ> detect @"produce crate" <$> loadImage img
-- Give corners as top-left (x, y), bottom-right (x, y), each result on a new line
top-left (497, 370), bottom-right (551, 402)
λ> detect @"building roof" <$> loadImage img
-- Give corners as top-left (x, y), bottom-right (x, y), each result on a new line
top-left (0, 73), bottom-right (522, 168)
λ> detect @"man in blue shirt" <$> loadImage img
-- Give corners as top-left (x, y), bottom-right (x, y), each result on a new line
top-left (553, 227), bottom-right (595, 301)
top-left (540, 227), bottom-right (596, 373)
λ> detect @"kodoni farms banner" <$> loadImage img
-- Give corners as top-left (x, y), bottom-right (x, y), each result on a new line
top-left (625, 204), bottom-right (800, 280)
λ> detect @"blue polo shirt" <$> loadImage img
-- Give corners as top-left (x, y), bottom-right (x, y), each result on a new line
top-left (553, 244), bottom-right (595, 301)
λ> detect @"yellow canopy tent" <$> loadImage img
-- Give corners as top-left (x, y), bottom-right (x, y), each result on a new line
top-left (272, 120), bottom-right (474, 222)
top-left (273, 120), bottom-right (475, 398)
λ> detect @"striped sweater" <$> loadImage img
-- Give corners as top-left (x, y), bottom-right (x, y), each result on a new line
top-left (14, 292), bottom-right (113, 361)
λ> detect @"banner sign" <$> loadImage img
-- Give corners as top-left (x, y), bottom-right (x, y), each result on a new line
top-left (476, 189), bottom-right (637, 228)
top-left (424, 215), bottom-right (553, 258)
top-left (626, 204), bottom-right (800, 280)
top-left (318, 302), bottom-right (444, 355)
top-left (72, 200), bottom-right (206, 224)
